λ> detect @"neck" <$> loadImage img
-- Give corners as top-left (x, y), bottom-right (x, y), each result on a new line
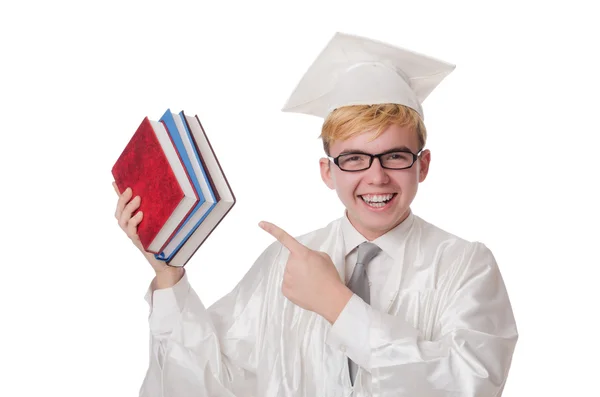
top-left (346, 208), bottom-right (411, 241)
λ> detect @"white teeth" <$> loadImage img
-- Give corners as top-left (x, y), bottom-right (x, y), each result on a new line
top-left (360, 194), bottom-right (395, 208)
top-left (361, 194), bottom-right (394, 203)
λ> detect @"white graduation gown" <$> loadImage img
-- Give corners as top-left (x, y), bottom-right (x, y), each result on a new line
top-left (139, 212), bottom-right (518, 397)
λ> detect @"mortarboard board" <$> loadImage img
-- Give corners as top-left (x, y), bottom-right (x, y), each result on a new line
top-left (281, 32), bottom-right (456, 120)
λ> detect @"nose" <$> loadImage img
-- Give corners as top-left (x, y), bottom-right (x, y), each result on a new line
top-left (365, 157), bottom-right (390, 184)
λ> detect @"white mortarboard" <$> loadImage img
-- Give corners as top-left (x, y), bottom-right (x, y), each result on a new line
top-left (281, 32), bottom-right (456, 120)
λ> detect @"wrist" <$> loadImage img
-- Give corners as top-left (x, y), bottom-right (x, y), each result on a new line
top-left (320, 283), bottom-right (354, 324)
top-left (153, 266), bottom-right (185, 290)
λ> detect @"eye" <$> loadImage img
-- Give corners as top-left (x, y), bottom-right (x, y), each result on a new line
top-left (385, 152), bottom-right (411, 160)
top-left (347, 155), bottom-right (364, 162)
top-left (340, 154), bottom-right (368, 163)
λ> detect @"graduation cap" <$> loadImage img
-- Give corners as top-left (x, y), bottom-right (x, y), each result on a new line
top-left (281, 32), bottom-right (456, 120)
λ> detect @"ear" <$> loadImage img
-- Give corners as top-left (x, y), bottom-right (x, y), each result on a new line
top-left (418, 149), bottom-right (431, 182)
top-left (319, 157), bottom-right (336, 189)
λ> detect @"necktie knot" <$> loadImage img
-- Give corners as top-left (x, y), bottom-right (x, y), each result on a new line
top-left (346, 241), bottom-right (381, 300)
top-left (356, 242), bottom-right (381, 267)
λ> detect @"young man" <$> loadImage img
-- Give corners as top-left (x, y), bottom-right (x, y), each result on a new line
top-left (114, 32), bottom-right (518, 396)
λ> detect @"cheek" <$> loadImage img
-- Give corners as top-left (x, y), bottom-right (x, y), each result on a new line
top-left (395, 172), bottom-right (419, 193)
top-left (333, 174), bottom-right (361, 198)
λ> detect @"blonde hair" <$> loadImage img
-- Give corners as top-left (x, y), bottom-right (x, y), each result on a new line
top-left (319, 104), bottom-right (426, 155)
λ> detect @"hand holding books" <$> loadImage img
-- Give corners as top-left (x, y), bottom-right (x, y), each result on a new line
top-left (111, 109), bottom-right (236, 269)
top-left (112, 183), bottom-right (167, 270)
top-left (113, 182), bottom-right (184, 288)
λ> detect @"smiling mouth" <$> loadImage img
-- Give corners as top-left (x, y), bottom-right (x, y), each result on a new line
top-left (359, 193), bottom-right (397, 208)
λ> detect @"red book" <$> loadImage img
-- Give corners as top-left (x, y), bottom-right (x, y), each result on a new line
top-left (112, 117), bottom-right (198, 253)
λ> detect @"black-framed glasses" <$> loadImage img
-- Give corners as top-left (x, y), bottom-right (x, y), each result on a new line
top-left (329, 148), bottom-right (423, 172)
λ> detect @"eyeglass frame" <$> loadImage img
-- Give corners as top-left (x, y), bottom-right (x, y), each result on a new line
top-left (327, 148), bottom-right (424, 172)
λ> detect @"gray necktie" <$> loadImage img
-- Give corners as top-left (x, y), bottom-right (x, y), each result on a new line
top-left (346, 242), bottom-right (381, 385)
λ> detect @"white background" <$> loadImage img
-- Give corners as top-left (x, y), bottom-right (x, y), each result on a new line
top-left (1, 0), bottom-right (598, 395)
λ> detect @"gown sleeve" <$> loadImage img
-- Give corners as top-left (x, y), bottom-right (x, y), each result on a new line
top-left (326, 241), bottom-right (518, 396)
top-left (139, 242), bottom-right (282, 397)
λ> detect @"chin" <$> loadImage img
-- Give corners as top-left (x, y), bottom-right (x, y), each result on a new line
top-left (344, 191), bottom-right (411, 231)
top-left (360, 208), bottom-right (411, 233)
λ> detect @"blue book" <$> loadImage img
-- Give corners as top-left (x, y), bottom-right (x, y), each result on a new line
top-left (155, 109), bottom-right (217, 260)
top-left (166, 112), bottom-right (236, 268)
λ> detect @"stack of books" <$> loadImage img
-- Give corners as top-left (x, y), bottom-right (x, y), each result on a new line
top-left (111, 109), bottom-right (236, 267)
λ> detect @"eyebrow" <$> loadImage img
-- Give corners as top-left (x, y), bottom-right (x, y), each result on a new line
top-left (338, 146), bottom-right (414, 156)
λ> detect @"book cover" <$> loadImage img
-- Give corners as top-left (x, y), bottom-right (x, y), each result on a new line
top-left (111, 117), bottom-right (186, 253)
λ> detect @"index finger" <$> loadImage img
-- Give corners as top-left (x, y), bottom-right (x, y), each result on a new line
top-left (259, 221), bottom-right (307, 254)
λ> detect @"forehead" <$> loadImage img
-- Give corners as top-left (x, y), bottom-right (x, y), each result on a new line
top-left (329, 124), bottom-right (419, 155)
